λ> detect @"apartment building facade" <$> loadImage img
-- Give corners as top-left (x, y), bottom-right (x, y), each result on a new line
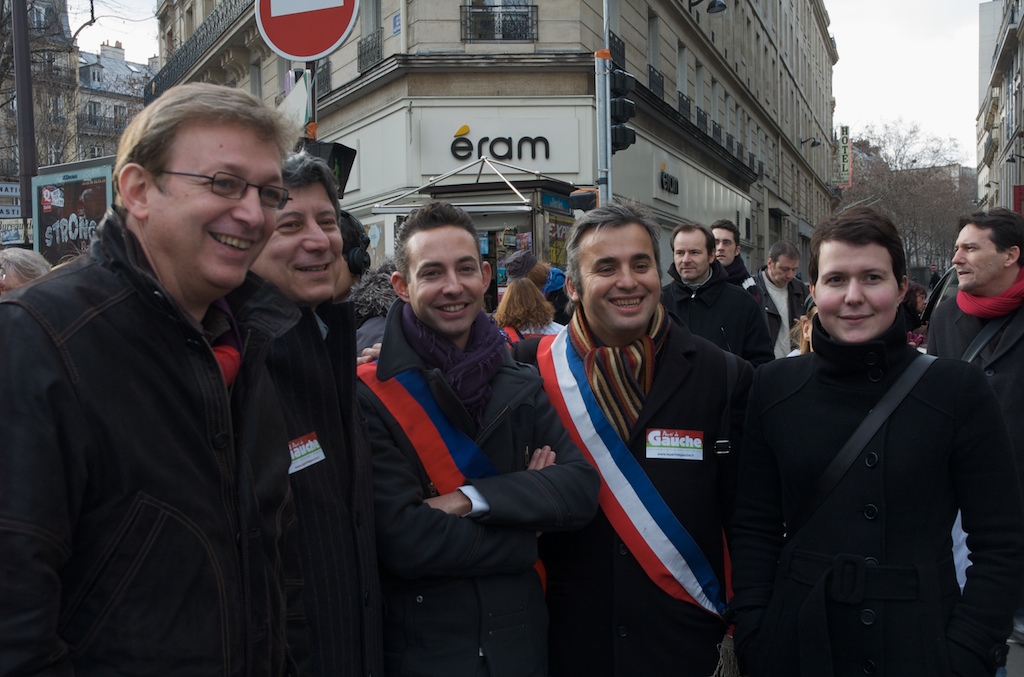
top-left (149, 0), bottom-right (839, 277)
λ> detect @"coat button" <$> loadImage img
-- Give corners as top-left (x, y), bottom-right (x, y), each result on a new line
top-left (985, 369), bottom-right (995, 377)
top-left (864, 556), bottom-right (878, 567)
top-left (213, 432), bottom-right (230, 449)
top-left (415, 595), bottom-right (423, 603)
top-left (863, 659), bottom-right (877, 674)
top-left (865, 352), bottom-right (879, 366)
top-left (860, 608), bottom-right (876, 625)
top-left (618, 625), bottom-right (627, 637)
top-left (863, 504), bottom-right (878, 520)
top-left (867, 367), bottom-right (883, 382)
top-left (864, 452), bottom-right (879, 468)
top-left (618, 543), bottom-right (628, 555)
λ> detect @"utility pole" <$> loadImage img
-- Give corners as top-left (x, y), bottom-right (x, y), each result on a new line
top-left (12, 0), bottom-right (38, 235)
top-left (595, 0), bottom-right (612, 206)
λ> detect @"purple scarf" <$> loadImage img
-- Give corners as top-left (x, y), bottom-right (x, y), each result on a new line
top-left (401, 303), bottom-right (507, 427)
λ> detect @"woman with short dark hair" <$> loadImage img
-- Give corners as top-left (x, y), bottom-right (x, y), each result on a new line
top-left (730, 207), bottom-right (1024, 677)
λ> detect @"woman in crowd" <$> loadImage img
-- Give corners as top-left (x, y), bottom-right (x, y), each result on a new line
top-left (729, 207), bottom-right (1024, 677)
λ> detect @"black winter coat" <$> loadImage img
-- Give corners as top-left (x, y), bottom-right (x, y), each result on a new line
top-left (357, 302), bottom-right (600, 677)
top-left (731, 316), bottom-right (1024, 677)
top-left (517, 322), bottom-right (754, 677)
top-left (928, 297), bottom-right (1024, 490)
top-left (0, 210), bottom-right (303, 676)
top-left (266, 303), bottom-right (384, 677)
top-left (663, 259), bottom-right (775, 366)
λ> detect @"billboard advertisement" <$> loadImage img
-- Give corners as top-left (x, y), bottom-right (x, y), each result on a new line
top-left (32, 163), bottom-right (113, 265)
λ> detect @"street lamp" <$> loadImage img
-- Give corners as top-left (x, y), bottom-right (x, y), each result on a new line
top-left (1004, 154), bottom-right (1024, 163)
top-left (689, 0), bottom-right (728, 14)
top-left (801, 137), bottom-right (822, 148)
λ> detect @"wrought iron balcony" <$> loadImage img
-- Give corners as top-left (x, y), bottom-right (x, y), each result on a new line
top-left (696, 107), bottom-right (708, 133)
top-left (677, 92), bottom-right (691, 121)
top-left (359, 28), bottom-right (383, 72)
top-left (712, 121), bottom-right (722, 143)
top-left (146, 0), bottom-right (251, 104)
top-left (315, 60), bottom-right (331, 98)
top-left (648, 66), bottom-right (664, 100)
top-left (460, 5), bottom-right (538, 42)
top-left (77, 112), bottom-right (128, 136)
top-left (725, 133), bottom-right (734, 153)
top-left (609, 31), bottom-right (625, 69)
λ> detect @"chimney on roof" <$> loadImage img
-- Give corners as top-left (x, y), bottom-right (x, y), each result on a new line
top-left (100, 41), bottom-right (125, 61)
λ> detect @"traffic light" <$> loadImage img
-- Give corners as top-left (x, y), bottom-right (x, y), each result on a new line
top-left (609, 69), bottom-right (637, 153)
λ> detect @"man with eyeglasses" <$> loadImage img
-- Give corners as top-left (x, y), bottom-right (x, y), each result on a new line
top-left (754, 240), bottom-right (810, 358)
top-left (0, 83), bottom-right (305, 675)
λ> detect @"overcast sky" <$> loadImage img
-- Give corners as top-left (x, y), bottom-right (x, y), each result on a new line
top-left (825, 0), bottom-right (980, 165)
top-left (70, 0), bottom-right (983, 166)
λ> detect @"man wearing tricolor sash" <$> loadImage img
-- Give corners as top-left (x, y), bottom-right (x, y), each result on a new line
top-left (514, 201), bottom-right (753, 677)
top-left (356, 202), bottom-right (600, 677)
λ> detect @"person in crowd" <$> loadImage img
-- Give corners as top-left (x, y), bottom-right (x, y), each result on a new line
top-left (0, 82), bottom-right (304, 674)
top-left (497, 249), bottom-right (563, 341)
top-left (786, 302), bottom-right (818, 357)
top-left (495, 277), bottom-right (562, 342)
top-left (351, 258), bottom-right (398, 354)
top-left (0, 248), bottom-right (51, 293)
top-left (513, 200), bottom-right (753, 677)
top-left (930, 262), bottom-right (942, 290)
top-left (251, 151), bottom-right (384, 677)
top-left (928, 207), bottom-right (1024, 651)
top-left (356, 201), bottom-right (599, 677)
top-left (754, 241), bottom-right (811, 358)
top-left (663, 220), bottom-right (774, 366)
top-left (333, 209), bottom-right (370, 302)
top-left (901, 281), bottom-right (927, 345)
top-left (731, 206), bottom-right (1024, 677)
top-left (712, 218), bottom-right (761, 303)
top-left (543, 264), bottom-right (572, 325)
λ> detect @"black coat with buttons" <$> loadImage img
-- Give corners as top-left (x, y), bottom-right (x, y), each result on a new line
top-left (731, 314), bottom-right (1024, 677)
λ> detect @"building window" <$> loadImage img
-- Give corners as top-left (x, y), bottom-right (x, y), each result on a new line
top-left (647, 12), bottom-right (660, 71)
top-left (113, 105), bottom-right (126, 122)
top-left (87, 100), bottom-right (101, 124)
top-left (250, 61), bottom-right (263, 100)
top-left (461, 1), bottom-right (538, 42)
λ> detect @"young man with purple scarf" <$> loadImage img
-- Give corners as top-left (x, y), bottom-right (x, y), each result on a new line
top-left (928, 207), bottom-right (1024, 653)
top-left (355, 201), bottom-right (599, 677)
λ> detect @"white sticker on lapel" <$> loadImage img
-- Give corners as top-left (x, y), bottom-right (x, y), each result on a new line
top-left (646, 428), bottom-right (704, 461)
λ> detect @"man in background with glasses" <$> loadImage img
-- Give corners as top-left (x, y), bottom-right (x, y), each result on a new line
top-left (0, 83), bottom-right (305, 675)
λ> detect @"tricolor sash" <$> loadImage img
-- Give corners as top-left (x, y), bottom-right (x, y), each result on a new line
top-left (536, 330), bottom-right (726, 616)
top-left (358, 362), bottom-right (546, 587)
top-left (357, 364), bottom-right (499, 492)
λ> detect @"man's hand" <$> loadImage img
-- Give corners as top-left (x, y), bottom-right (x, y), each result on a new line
top-left (424, 490), bottom-right (472, 517)
top-left (357, 343), bottom-right (382, 365)
top-left (528, 445), bottom-right (556, 470)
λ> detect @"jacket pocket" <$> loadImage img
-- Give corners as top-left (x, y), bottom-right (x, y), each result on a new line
top-left (59, 492), bottom-right (229, 671)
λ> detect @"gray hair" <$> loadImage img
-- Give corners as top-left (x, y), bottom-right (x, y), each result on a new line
top-left (0, 248), bottom-right (51, 285)
top-left (565, 200), bottom-right (662, 310)
top-left (768, 240), bottom-right (800, 262)
top-left (281, 151), bottom-right (341, 220)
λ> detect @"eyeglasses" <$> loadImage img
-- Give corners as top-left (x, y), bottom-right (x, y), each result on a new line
top-left (162, 171), bottom-right (290, 210)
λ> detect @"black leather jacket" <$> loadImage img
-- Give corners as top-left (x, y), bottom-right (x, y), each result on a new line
top-left (0, 209), bottom-right (302, 675)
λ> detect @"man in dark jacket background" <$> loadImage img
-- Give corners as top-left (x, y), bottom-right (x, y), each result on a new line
top-left (663, 221), bottom-right (774, 366)
top-left (252, 151), bottom-right (384, 677)
top-left (929, 207), bottom-right (1024, 647)
top-left (754, 240), bottom-right (811, 358)
top-left (0, 83), bottom-right (303, 675)
top-left (711, 218), bottom-right (761, 303)
top-left (356, 201), bottom-right (599, 677)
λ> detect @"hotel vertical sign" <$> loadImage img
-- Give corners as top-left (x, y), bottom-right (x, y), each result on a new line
top-left (837, 125), bottom-right (852, 189)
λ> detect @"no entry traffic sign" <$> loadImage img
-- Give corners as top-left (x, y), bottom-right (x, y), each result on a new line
top-left (256, 0), bottom-right (360, 62)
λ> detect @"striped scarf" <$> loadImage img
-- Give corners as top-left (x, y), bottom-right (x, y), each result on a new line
top-left (567, 303), bottom-right (671, 441)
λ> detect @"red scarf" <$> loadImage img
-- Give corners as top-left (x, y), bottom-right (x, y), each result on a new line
top-left (957, 265), bottom-right (1024, 319)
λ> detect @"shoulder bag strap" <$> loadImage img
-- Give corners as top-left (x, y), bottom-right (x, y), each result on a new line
top-left (961, 313), bottom-right (1012, 363)
top-left (714, 351), bottom-right (738, 455)
top-left (787, 354), bottom-right (936, 536)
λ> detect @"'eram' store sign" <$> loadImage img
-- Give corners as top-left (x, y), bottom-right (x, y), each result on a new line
top-left (420, 113), bottom-right (581, 175)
